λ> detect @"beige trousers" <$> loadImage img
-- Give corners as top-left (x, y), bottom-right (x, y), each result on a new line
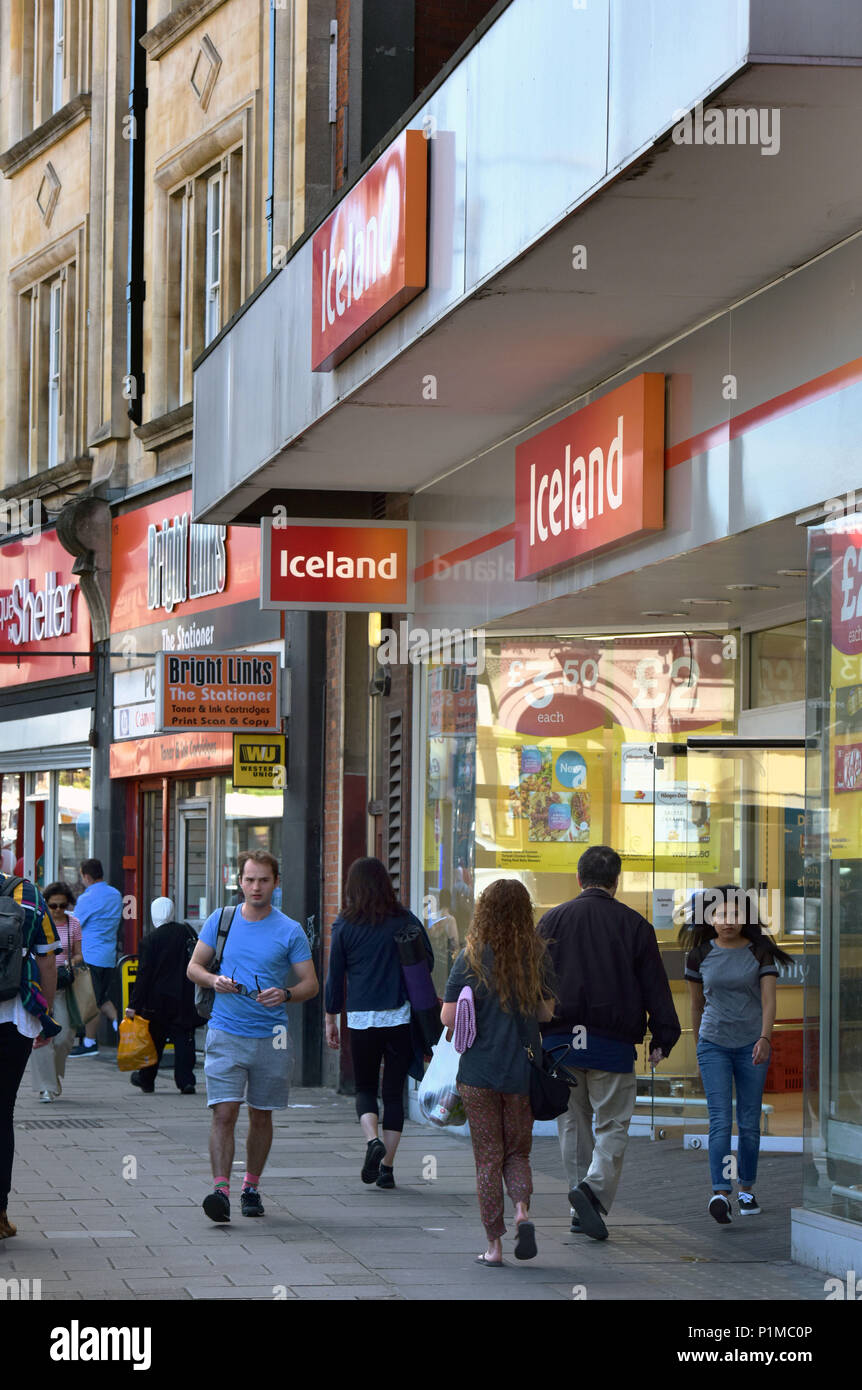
top-left (557, 1068), bottom-right (638, 1213)
top-left (27, 991), bottom-right (76, 1097)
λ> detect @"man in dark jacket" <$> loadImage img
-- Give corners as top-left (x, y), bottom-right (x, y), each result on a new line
top-left (125, 898), bottom-right (201, 1094)
top-left (538, 845), bottom-right (681, 1241)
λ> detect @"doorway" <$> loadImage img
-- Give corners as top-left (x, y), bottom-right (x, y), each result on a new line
top-left (177, 807), bottom-right (210, 926)
top-left (643, 738), bottom-right (807, 1145)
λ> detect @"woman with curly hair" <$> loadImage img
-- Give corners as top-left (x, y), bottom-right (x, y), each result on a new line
top-left (681, 885), bottom-right (794, 1224)
top-left (440, 877), bottom-right (555, 1267)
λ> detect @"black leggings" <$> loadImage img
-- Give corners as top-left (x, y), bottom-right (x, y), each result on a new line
top-left (0, 1023), bottom-right (35, 1211)
top-left (349, 1024), bottom-right (413, 1132)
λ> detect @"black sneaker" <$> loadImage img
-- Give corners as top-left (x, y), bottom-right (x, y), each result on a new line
top-left (241, 1186), bottom-right (265, 1217)
top-left (203, 1189), bottom-right (231, 1223)
top-left (130, 1072), bottom-right (155, 1093)
top-left (68, 1042), bottom-right (98, 1059)
top-left (737, 1191), bottom-right (761, 1215)
top-left (361, 1138), bottom-right (386, 1185)
top-left (569, 1209), bottom-right (584, 1234)
top-left (179, 1085), bottom-right (196, 1095)
top-left (570, 1182), bottom-right (608, 1240)
top-left (708, 1193), bottom-right (732, 1224)
top-left (376, 1164), bottom-right (395, 1189)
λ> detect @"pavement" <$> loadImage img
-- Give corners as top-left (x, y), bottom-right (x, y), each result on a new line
top-left (2, 1049), bottom-right (832, 1302)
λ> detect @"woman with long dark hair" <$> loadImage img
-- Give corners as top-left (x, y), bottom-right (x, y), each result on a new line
top-left (681, 885), bottom-right (793, 1224)
top-left (440, 878), bottom-right (555, 1267)
top-left (324, 857), bottom-right (433, 1189)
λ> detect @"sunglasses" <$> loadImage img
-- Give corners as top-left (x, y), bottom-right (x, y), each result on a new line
top-left (47, 900), bottom-right (69, 910)
top-left (229, 971), bottom-right (263, 1000)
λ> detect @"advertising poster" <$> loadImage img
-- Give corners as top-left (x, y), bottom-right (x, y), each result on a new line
top-left (478, 638), bottom-right (734, 873)
top-left (828, 522), bottom-right (862, 858)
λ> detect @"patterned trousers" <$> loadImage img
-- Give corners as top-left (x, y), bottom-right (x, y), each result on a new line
top-left (458, 1083), bottom-right (533, 1241)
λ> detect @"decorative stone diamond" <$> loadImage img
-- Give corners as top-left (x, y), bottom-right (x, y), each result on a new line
top-left (36, 161), bottom-right (61, 226)
top-left (190, 35), bottom-right (222, 111)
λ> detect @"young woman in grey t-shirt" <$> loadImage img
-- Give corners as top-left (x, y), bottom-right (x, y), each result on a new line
top-left (681, 886), bottom-right (792, 1225)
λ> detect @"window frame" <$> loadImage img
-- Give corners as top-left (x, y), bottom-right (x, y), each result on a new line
top-left (204, 170), bottom-right (222, 347)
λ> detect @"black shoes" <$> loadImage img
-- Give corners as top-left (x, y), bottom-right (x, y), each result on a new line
top-left (708, 1193), bottom-right (732, 1224)
top-left (179, 1084), bottom-right (196, 1095)
top-left (130, 1072), bottom-right (154, 1093)
top-left (569, 1210), bottom-right (584, 1234)
top-left (203, 1189), bottom-right (231, 1223)
top-left (241, 1186), bottom-right (265, 1218)
top-left (737, 1191), bottom-right (761, 1215)
top-left (361, 1138), bottom-right (386, 1185)
top-left (570, 1181), bottom-right (608, 1240)
top-left (376, 1164), bottom-right (395, 1189)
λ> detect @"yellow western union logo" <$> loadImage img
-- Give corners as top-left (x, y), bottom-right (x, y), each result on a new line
top-left (239, 744), bottom-right (280, 763)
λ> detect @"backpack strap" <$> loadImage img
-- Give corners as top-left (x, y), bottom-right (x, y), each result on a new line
top-left (0, 875), bottom-right (24, 900)
top-left (212, 905), bottom-right (237, 973)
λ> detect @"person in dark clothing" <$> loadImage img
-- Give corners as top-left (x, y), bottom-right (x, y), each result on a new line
top-left (538, 845), bottom-right (681, 1241)
top-left (324, 857), bottom-right (434, 1190)
top-left (125, 897), bottom-right (201, 1094)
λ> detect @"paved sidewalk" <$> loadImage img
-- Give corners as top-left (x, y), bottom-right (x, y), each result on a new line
top-left (2, 1052), bottom-right (829, 1302)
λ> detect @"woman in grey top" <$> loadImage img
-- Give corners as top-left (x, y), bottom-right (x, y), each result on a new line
top-left (681, 886), bottom-right (792, 1225)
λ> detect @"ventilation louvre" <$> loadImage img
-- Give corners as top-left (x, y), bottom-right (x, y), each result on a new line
top-left (386, 711), bottom-right (403, 892)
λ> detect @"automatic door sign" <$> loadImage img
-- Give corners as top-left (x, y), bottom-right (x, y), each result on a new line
top-left (155, 651), bottom-right (280, 732)
top-left (233, 733), bottom-right (287, 789)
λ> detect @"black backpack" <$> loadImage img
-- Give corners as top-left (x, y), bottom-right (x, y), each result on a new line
top-left (0, 875), bottom-right (27, 1003)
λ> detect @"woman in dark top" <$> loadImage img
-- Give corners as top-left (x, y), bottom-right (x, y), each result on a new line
top-left (441, 878), bottom-right (555, 1267)
top-left (681, 885), bottom-right (793, 1224)
top-left (325, 858), bottom-right (434, 1189)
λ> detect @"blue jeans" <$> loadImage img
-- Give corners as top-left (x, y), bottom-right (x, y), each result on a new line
top-left (696, 1037), bottom-right (768, 1191)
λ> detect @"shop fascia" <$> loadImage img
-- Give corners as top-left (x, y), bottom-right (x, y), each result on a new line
top-left (0, 571), bottom-right (76, 643)
top-left (515, 374), bottom-right (665, 581)
top-left (147, 512), bottom-right (227, 615)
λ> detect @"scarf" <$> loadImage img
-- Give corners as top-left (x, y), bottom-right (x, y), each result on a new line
top-left (452, 985), bottom-right (476, 1053)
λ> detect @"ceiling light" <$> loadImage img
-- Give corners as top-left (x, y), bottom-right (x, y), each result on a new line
top-left (725, 583), bottom-right (779, 591)
top-left (777, 569), bottom-right (807, 578)
top-left (689, 598), bottom-right (732, 606)
top-left (640, 611), bottom-right (689, 618)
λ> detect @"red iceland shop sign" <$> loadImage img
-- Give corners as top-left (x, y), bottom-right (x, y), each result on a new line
top-left (261, 518), bottom-right (414, 612)
top-left (0, 530), bottom-right (91, 684)
top-left (514, 374), bottom-right (666, 580)
top-left (311, 128), bottom-right (428, 371)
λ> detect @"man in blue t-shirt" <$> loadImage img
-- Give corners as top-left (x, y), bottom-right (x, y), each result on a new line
top-left (69, 858), bottom-right (123, 1059)
top-left (187, 850), bottom-right (318, 1224)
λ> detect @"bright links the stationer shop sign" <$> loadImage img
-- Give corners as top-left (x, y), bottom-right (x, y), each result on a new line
top-left (311, 128), bottom-right (428, 371)
top-left (514, 373), bottom-right (666, 580)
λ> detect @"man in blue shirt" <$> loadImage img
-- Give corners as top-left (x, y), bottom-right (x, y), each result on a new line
top-left (69, 858), bottom-right (123, 1058)
top-left (188, 850), bottom-right (318, 1223)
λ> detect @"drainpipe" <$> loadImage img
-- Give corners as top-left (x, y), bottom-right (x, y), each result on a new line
top-left (266, 2), bottom-right (275, 270)
top-left (126, 0), bottom-right (147, 425)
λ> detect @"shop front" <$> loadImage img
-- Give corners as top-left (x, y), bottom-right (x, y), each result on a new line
top-left (108, 491), bottom-right (285, 937)
top-left (409, 222), bottom-right (862, 1266)
top-left (0, 527), bottom-right (95, 890)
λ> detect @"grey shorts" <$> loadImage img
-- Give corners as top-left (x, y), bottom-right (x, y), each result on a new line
top-left (204, 1027), bottom-right (294, 1110)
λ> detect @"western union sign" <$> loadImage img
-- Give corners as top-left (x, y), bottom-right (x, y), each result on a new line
top-left (232, 733), bottom-right (287, 788)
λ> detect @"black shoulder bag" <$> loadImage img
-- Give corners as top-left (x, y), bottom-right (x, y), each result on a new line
top-left (514, 1013), bottom-right (577, 1121)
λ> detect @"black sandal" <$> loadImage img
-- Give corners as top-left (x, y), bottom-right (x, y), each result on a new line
top-left (514, 1220), bottom-right (538, 1261)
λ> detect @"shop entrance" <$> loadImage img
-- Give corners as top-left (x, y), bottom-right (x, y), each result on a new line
top-left (644, 738), bottom-right (807, 1145)
top-left (178, 806), bottom-right (210, 926)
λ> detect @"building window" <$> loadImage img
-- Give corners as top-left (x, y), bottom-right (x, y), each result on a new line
top-left (205, 172), bottom-right (222, 346)
top-left (22, 264), bottom-right (75, 478)
top-left (167, 148), bottom-right (244, 407)
top-left (47, 279), bottom-right (62, 470)
top-left (52, 0), bottom-right (65, 114)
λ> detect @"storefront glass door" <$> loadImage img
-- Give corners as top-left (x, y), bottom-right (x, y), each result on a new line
top-left (646, 741), bottom-right (806, 1142)
top-left (178, 809), bottom-right (210, 926)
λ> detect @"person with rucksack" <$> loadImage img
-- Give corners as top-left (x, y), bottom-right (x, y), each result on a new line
top-left (0, 870), bottom-right (61, 1240)
top-left (187, 851), bottom-right (318, 1223)
top-left (681, 885), bottom-right (793, 1224)
top-left (124, 897), bottom-right (202, 1094)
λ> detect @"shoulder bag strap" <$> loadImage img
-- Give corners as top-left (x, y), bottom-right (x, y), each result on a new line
top-left (0, 875), bottom-right (24, 899)
top-left (512, 1009), bottom-right (538, 1064)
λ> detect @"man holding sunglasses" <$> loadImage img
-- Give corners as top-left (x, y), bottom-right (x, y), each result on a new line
top-left (188, 851), bottom-right (318, 1222)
